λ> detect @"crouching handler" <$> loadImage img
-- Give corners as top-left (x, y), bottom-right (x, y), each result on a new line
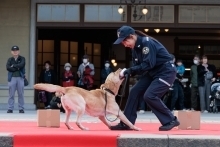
top-left (110, 26), bottom-right (180, 131)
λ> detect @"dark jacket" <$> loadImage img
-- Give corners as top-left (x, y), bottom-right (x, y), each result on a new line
top-left (197, 64), bottom-right (217, 87)
top-left (130, 36), bottom-right (172, 77)
top-left (39, 69), bottom-right (56, 84)
top-left (6, 56), bottom-right (26, 82)
top-left (101, 67), bottom-right (113, 84)
top-left (190, 64), bottom-right (198, 87)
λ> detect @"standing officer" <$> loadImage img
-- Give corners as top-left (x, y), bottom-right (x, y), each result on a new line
top-left (110, 26), bottom-right (180, 131)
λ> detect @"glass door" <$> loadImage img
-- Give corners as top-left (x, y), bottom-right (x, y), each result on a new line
top-left (60, 41), bottom-right (78, 85)
top-left (37, 40), bottom-right (54, 82)
top-left (84, 42), bottom-right (101, 87)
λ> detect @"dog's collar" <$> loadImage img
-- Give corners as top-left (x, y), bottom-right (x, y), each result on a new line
top-left (103, 88), bottom-right (115, 96)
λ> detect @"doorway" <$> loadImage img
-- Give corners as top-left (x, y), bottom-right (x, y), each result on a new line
top-left (36, 28), bottom-right (118, 87)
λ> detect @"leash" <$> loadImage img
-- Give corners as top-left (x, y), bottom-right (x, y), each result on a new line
top-left (104, 74), bottom-right (129, 122)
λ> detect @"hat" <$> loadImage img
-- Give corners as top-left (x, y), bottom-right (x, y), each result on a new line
top-left (83, 55), bottom-right (89, 59)
top-left (44, 61), bottom-right (51, 66)
top-left (64, 63), bottom-right (72, 69)
top-left (105, 60), bottom-right (110, 64)
top-left (11, 46), bottom-right (19, 51)
top-left (114, 26), bottom-right (135, 44)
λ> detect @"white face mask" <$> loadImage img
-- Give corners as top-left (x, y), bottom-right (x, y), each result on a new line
top-left (105, 63), bottom-right (110, 68)
top-left (83, 59), bottom-right (88, 64)
top-left (65, 67), bottom-right (70, 71)
top-left (45, 65), bottom-right (49, 69)
top-left (193, 60), bottom-right (198, 65)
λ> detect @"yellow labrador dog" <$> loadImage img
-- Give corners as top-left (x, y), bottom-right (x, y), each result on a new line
top-left (34, 68), bottom-right (141, 131)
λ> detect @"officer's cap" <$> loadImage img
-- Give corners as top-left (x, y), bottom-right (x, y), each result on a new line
top-left (11, 46), bottom-right (19, 51)
top-left (114, 26), bottom-right (135, 44)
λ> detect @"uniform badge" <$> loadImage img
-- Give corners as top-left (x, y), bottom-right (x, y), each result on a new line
top-left (142, 47), bottom-right (149, 54)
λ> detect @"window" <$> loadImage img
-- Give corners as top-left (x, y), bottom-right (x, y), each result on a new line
top-left (84, 5), bottom-right (127, 22)
top-left (37, 4), bottom-right (80, 22)
top-left (178, 45), bottom-right (200, 55)
top-left (204, 45), bottom-right (220, 55)
top-left (179, 6), bottom-right (220, 23)
top-left (131, 5), bottom-right (174, 23)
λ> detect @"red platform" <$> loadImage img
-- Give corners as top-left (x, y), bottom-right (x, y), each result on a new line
top-left (0, 121), bottom-right (220, 147)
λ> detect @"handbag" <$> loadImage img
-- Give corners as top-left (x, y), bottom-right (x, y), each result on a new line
top-left (24, 77), bottom-right (29, 86)
top-left (205, 71), bottom-right (213, 80)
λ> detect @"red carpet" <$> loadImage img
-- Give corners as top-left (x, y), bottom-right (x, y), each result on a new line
top-left (0, 121), bottom-right (220, 147)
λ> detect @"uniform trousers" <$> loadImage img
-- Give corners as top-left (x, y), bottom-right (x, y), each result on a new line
top-left (120, 62), bottom-right (176, 125)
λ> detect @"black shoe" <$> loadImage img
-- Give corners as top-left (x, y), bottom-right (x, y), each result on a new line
top-left (19, 110), bottom-right (25, 113)
top-left (109, 123), bottom-right (132, 130)
top-left (7, 110), bottom-right (13, 113)
top-left (45, 105), bottom-right (51, 109)
top-left (159, 117), bottom-right (180, 131)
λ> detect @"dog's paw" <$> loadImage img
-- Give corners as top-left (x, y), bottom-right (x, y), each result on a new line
top-left (68, 127), bottom-right (74, 130)
top-left (65, 123), bottom-right (74, 130)
top-left (82, 127), bottom-right (89, 131)
top-left (133, 126), bottom-right (142, 131)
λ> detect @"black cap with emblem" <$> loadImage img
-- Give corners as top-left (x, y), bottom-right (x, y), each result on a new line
top-left (11, 46), bottom-right (19, 51)
top-left (114, 26), bottom-right (135, 44)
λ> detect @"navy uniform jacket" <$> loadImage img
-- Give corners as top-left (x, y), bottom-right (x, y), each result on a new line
top-left (130, 36), bottom-right (172, 77)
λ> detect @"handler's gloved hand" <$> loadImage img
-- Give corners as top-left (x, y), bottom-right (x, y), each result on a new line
top-left (123, 68), bottom-right (132, 76)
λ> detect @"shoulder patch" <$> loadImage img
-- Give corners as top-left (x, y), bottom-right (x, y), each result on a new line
top-left (142, 47), bottom-right (149, 54)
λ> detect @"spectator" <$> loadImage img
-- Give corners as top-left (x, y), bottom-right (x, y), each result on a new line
top-left (176, 59), bottom-right (185, 76)
top-left (39, 61), bottom-right (56, 108)
top-left (198, 55), bottom-right (217, 113)
top-left (6, 45), bottom-right (26, 113)
top-left (101, 60), bottom-right (113, 84)
top-left (62, 63), bottom-right (74, 87)
top-left (77, 55), bottom-right (95, 90)
top-left (170, 55), bottom-right (185, 111)
top-left (50, 92), bottom-right (65, 113)
top-left (190, 55), bottom-right (200, 111)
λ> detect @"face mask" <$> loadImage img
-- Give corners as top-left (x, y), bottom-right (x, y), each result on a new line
top-left (65, 67), bottom-right (70, 71)
top-left (193, 60), bottom-right (198, 65)
top-left (45, 65), bottom-right (49, 69)
top-left (83, 59), bottom-right (88, 64)
top-left (105, 63), bottom-right (110, 68)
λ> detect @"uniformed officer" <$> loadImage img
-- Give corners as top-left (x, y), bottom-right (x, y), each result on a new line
top-left (110, 26), bottom-right (180, 131)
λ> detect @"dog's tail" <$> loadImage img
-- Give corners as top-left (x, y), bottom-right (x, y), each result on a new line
top-left (34, 83), bottom-right (66, 94)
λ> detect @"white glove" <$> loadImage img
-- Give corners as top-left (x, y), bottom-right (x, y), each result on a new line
top-left (120, 68), bottom-right (127, 77)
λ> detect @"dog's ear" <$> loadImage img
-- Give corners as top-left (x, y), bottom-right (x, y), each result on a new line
top-left (100, 84), bottom-right (105, 89)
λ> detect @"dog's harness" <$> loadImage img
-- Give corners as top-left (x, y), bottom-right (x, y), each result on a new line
top-left (103, 75), bottom-right (129, 122)
top-left (103, 88), bottom-right (115, 96)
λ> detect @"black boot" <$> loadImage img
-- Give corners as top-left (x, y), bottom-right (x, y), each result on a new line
top-left (109, 123), bottom-right (131, 130)
top-left (159, 116), bottom-right (180, 131)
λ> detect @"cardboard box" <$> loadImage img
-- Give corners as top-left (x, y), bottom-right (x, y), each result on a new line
top-left (174, 110), bottom-right (200, 130)
top-left (37, 109), bottom-right (60, 127)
